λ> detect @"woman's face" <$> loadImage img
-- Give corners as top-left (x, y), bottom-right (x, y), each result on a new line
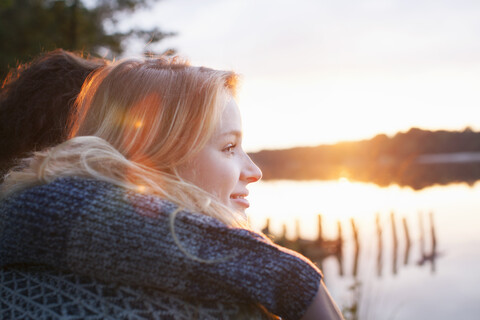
top-left (177, 98), bottom-right (262, 213)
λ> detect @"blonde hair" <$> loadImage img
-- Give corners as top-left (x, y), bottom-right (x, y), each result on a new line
top-left (1, 57), bottom-right (248, 227)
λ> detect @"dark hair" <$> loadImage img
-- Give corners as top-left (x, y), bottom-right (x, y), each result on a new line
top-left (0, 49), bottom-right (106, 178)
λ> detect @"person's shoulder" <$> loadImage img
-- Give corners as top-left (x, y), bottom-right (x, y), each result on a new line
top-left (39, 177), bottom-right (210, 223)
top-left (0, 177), bottom-right (127, 214)
top-left (5, 176), bottom-right (116, 201)
top-left (2, 176), bottom-right (229, 228)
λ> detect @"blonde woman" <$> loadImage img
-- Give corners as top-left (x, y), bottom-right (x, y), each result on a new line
top-left (0, 58), bottom-right (343, 320)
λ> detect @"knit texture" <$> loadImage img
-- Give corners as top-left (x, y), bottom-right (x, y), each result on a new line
top-left (0, 265), bottom-right (271, 320)
top-left (0, 177), bottom-right (322, 320)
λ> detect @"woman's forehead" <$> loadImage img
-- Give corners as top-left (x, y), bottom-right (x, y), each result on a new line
top-left (216, 99), bottom-right (242, 135)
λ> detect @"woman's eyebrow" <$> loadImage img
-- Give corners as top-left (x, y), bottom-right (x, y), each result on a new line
top-left (220, 130), bottom-right (242, 138)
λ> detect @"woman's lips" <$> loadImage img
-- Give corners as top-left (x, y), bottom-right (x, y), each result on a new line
top-left (230, 194), bottom-right (250, 209)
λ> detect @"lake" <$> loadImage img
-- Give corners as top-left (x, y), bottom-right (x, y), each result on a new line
top-left (246, 179), bottom-right (480, 320)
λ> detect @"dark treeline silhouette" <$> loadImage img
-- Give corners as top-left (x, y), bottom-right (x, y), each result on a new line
top-left (249, 127), bottom-right (480, 189)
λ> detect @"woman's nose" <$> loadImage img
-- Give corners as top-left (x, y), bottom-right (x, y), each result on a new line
top-left (241, 154), bottom-right (262, 183)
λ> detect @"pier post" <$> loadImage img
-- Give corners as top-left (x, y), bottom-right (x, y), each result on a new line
top-left (295, 219), bottom-right (301, 240)
top-left (337, 220), bottom-right (343, 245)
top-left (429, 211), bottom-right (437, 273)
top-left (262, 218), bottom-right (271, 238)
top-left (402, 217), bottom-right (411, 265)
top-left (351, 218), bottom-right (360, 277)
top-left (376, 213), bottom-right (383, 277)
top-left (317, 214), bottom-right (323, 242)
top-left (418, 211), bottom-right (425, 259)
top-left (391, 212), bottom-right (398, 275)
top-left (429, 212), bottom-right (437, 249)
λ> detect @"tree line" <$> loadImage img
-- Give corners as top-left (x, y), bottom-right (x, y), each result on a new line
top-left (249, 127), bottom-right (480, 189)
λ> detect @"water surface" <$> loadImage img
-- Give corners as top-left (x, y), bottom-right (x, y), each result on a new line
top-left (247, 179), bottom-right (480, 320)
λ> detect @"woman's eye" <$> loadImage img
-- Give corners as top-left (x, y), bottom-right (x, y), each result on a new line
top-left (223, 144), bottom-right (236, 153)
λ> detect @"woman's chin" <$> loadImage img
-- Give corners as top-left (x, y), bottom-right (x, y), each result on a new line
top-left (227, 203), bottom-right (248, 220)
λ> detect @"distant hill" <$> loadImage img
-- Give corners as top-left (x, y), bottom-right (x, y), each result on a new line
top-left (248, 128), bottom-right (480, 189)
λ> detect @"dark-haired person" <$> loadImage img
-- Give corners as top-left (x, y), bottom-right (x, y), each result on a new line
top-left (0, 49), bottom-right (106, 179)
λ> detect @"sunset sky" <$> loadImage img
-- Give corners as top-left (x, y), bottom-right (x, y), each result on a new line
top-left (117, 0), bottom-right (480, 152)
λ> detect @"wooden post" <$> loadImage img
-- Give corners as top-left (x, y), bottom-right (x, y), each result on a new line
top-left (429, 211), bottom-right (437, 249)
top-left (337, 220), bottom-right (343, 244)
top-left (418, 211), bottom-right (425, 258)
top-left (430, 211), bottom-right (437, 273)
top-left (402, 217), bottom-right (411, 247)
top-left (261, 218), bottom-right (270, 236)
top-left (281, 223), bottom-right (287, 239)
top-left (391, 211), bottom-right (398, 249)
top-left (317, 214), bottom-right (323, 242)
top-left (376, 213), bottom-right (383, 277)
top-left (351, 218), bottom-right (360, 277)
top-left (351, 218), bottom-right (359, 250)
top-left (391, 212), bottom-right (398, 275)
top-left (295, 219), bottom-right (301, 240)
top-left (402, 217), bottom-right (411, 265)
top-left (277, 223), bottom-right (288, 249)
top-left (336, 220), bottom-right (344, 276)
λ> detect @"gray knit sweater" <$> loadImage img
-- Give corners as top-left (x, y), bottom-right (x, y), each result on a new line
top-left (0, 177), bottom-right (322, 319)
